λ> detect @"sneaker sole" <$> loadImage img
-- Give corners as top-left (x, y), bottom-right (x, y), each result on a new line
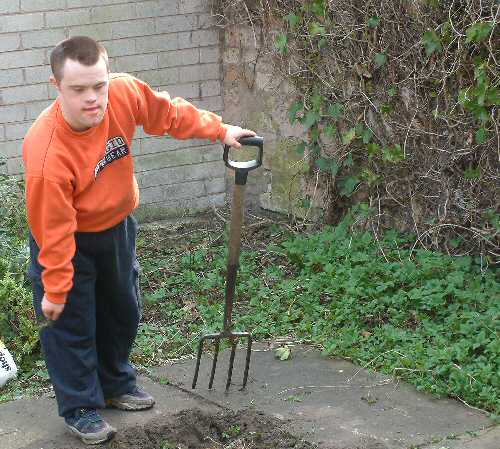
top-left (65, 422), bottom-right (117, 445)
top-left (105, 399), bottom-right (155, 411)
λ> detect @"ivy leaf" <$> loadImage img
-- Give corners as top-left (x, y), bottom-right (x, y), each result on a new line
top-left (316, 157), bottom-right (330, 171)
top-left (311, 0), bottom-right (327, 17)
top-left (361, 168), bottom-right (379, 185)
top-left (485, 87), bottom-right (500, 106)
top-left (388, 86), bottom-right (398, 97)
top-left (302, 111), bottom-right (320, 129)
top-left (458, 88), bottom-right (471, 106)
top-left (295, 141), bottom-right (306, 155)
top-left (275, 346), bottom-right (291, 361)
top-left (464, 167), bottom-right (481, 180)
top-left (354, 122), bottom-right (365, 136)
top-left (475, 128), bottom-right (488, 144)
top-left (316, 157), bottom-right (339, 176)
top-left (299, 198), bottom-right (311, 210)
top-left (324, 123), bottom-right (337, 138)
top-left (423, 30), bottom-right (442, 56)
top-left (381, 103), bottom-right (393, 114)
top-left (328, 102), bottom-right (344, 119)
top-left (473, 63), bottom-right (488, 84)
top-left (476, 107), bottom-right (490, 124)
top-left (275, 33), bottom-right (288, 54)
top-left (285, 13), bottom-right (301, 29)
top-left (329, 159), bottom-right (340, 176)
top-left (466, 22), bottom-right (494, 44)
top-left (341, 128), bottom-right (356, 145)
top-left (310, 126), bottom-right (320, 142)
top-left (366, 143), bottom-right (381, 157)
top-left (362, 128), bottom-right (373, 144)
top-left (288, 101), bottom-right (303, 124)
top-left (340, 176), bottom-right (360, 197)
top-left (311, 93), bottom-right (324, 112)
top-left (374, 52), bottom-right (387, 68)
top-left (485, 209), bottom-right (500, 231)
top-left (382, 144), bottom-right (404, 163)
top-left (450, 236), bottom-right (463, 248)
top-left (368, 16), bottom-right (380, 28)
top-left (309, 22), bottom-right (326, 36)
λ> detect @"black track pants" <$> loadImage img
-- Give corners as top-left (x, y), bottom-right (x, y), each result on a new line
top-left (28, 215), bottom-right (141, 418)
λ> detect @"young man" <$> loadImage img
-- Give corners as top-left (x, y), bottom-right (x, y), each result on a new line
top-left (23, 36), bottom-right (255, 445)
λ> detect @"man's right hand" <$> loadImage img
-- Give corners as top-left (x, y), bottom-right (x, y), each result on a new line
top-left (42, 294), bottom-right (65, 321)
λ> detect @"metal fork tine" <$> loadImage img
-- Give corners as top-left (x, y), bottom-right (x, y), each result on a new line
top-left (242, 334), bottom-right (252, 389)
top-left (208, 338), bottom-right (220, 389)
top-left (192, 337), bottom-right (205, 389)
top-left (225, 341), bottom-right (238, 391)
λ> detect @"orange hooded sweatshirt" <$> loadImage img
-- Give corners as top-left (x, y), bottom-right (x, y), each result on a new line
top-left (23, 73), bottom-right (227, 305)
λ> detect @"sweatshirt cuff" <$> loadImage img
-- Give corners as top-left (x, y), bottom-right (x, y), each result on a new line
top-left (217, 123), bottom-right (228, 142)
top-left (45, 291), bottom-right (67, 304)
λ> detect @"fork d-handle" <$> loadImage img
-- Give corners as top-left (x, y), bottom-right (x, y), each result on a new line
top-left (222, 136), bottom-right (263, 331)
top-left (223, 136), bottom-right (263, 186)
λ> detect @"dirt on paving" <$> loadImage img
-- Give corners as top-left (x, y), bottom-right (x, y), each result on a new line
top-left (106, 408), bottom-right (317, 449)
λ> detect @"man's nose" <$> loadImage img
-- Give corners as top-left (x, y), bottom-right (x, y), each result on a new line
top-left (85, 91), bottom-right (97, 103)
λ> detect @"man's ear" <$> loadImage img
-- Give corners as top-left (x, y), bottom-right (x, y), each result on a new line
top-left (49, 75), bottom-right (60, 90)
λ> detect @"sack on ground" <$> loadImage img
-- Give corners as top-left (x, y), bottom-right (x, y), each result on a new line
top-left (0, 339), bottom-right (18, 387)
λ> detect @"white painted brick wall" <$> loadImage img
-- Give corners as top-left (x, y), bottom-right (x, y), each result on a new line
top-left (0, 0), bottom-right (225, 218)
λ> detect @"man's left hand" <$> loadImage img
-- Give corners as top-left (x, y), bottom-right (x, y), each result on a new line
top-left (222, 125), bottom-right (256, 148)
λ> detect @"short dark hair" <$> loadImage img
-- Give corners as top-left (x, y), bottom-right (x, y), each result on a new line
top-left (50, 36), bottom-right (109, 81)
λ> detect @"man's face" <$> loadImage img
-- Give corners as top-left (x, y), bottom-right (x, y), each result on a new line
top-left (52, 56), bottom-right (109, 132)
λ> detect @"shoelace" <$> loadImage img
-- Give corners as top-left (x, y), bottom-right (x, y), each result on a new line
top-left (77, 408), bottom-right (102, 424)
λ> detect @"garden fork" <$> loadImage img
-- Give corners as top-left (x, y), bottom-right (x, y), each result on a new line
top-left (192, 135), bottom-right (264, 391)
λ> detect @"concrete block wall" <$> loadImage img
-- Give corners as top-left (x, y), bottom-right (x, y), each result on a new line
top-left (0, 0), bottom-right (226, 220)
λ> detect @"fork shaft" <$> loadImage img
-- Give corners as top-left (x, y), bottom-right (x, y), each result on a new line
top-left (223, 183), bottom-right (245, 332)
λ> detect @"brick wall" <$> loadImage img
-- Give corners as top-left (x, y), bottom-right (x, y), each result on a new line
top-left (0, 0), bottom-right (226, 220)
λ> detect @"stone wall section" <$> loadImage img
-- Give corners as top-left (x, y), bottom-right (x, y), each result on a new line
top-left (222, 23), bottom-right (309, 215)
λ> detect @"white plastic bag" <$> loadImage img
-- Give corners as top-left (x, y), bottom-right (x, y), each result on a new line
top-left (0, 339), bottom-right (18, 387)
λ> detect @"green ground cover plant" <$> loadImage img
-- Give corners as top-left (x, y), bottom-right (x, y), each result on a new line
top-left (0, 174), bottom-right (47, 402)
top-left (0, 168), bottom-right (498, 419)
top-left (0, 174), bottom-right (37, 367)
top-left (135, 213), bottom-right (499, 417)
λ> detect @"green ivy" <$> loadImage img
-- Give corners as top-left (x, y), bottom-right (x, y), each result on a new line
top-left (135, 218), bottom-right (500, 416)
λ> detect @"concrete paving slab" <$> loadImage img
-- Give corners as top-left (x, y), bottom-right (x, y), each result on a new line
top-left (153, 344), bottom-right (495, 449)
top-left (0, 344), bottom-right (496, 449)
top-left (0, 376), bottom-right (221, 449)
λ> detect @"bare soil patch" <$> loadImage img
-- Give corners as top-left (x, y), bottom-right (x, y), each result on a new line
top-left (107, 408), bottom-right (317, 449)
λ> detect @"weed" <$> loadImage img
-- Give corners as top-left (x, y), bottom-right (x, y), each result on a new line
top-left (159, 377), bottom-right (171, 385)
top-left (0, 175), bottom-right (43, 381)
top-left (223, 424), bottom-right (242, 439)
